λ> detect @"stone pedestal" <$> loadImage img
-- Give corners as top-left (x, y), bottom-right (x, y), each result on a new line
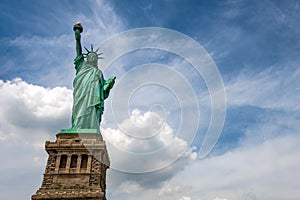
top-left (32, 130), bottom-right (109, 200)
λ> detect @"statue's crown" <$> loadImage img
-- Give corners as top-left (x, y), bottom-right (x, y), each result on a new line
top-left (83, 44), bottom-right (104, 60)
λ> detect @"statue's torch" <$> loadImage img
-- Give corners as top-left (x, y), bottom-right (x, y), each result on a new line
top-left (73, 21), bottom-right (83, 33)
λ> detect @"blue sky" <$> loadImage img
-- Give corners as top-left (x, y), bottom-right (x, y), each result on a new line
top-left (0, 0), bottom-right (300, 200)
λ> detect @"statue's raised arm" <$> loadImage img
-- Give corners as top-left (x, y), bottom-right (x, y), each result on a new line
top-left (73, 22), bottom-right (83, 57)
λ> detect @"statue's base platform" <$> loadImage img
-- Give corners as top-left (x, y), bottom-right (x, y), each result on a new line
top-left (59, 128), bottom-right (100, 134)
top-left (32, 130), bottom-right (109, 200)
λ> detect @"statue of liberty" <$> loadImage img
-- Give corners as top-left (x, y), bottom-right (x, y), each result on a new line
top-left (71, 22), bottom-right (115, 132)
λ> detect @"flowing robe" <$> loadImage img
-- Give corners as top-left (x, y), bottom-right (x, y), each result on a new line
top-left (71, 55), bottom-right (112, 130)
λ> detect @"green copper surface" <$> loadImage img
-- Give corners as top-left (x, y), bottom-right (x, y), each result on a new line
top-left (71, 22), bottom-right (115, 132)
top-left (59, 128), bottom-right (100, 134)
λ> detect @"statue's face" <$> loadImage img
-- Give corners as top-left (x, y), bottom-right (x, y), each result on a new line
top-left (87, 52), bottom-right (98, 65)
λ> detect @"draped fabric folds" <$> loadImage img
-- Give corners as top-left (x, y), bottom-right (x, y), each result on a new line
top-left (71, 55), bottom-right (112, 130)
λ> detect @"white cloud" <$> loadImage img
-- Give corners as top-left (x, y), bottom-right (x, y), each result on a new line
top-left (214, 198), bottom-right (228, 200)
top-left (165, 133), bottom-right (300, 200)
top-left (190, 152), bottom-right (198, 160)
top-left (159, 184), bottom-right (182, 197)
top-left (179, 196), bottom-right (192, 200)
top-left (102, 108), bottom-right (194, 173)
top-left (101, 108), bottom-right (198, 197)
top-left (0, 78), bottom-right (73, 198)
top-left (116, 133), bottom-right (300, 200)
top-left (33, 156), bottom-right (47, 166)
top-left (226, 64), bottom-right (300, 111)
top-left (118, 181), bottom-right (142, 194)
top-left (0, 78), bottom-right (72, 142)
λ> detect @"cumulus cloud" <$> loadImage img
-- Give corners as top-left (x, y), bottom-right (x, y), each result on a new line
top-left (159, 184), bottom-right (182, 197)
top-left (179, 196), bottom-right (192, 200)
top-left (163, 133), bottom-right (300, 200)
top-left (0, 78), bottom-right (73, 199)
top-left (0, 78), bottom-right (71, 194)
top-left (0, 78), bottom-right (72, 143)
top-left (127, 133), bottom-right (300, 200)
top-left (102, 109), bottom-right (195, 189)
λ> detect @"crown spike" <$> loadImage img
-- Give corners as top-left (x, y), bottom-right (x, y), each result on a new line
top-left (91, 44), bottom-right (93, 51)
top-left (84, 47), bottom-right (90, 53)
top-left (95, 48), bottom-right (100, 53)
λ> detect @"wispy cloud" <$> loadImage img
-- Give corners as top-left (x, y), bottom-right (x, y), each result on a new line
top-left (226, 65), bottom-right (300, 110)
top-left (1, 0), bottom-right (125, 87)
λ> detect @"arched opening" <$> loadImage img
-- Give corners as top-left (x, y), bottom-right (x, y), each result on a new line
top-left (59, 155), bottom-right (67, 168)
top-left (70, 155), bottom-right (78, 168)
top-left (81, 154), bottom-right (88, 169)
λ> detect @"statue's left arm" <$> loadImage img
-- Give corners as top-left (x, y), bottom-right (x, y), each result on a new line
top-left (103, 76), bottom-right (116, 99)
